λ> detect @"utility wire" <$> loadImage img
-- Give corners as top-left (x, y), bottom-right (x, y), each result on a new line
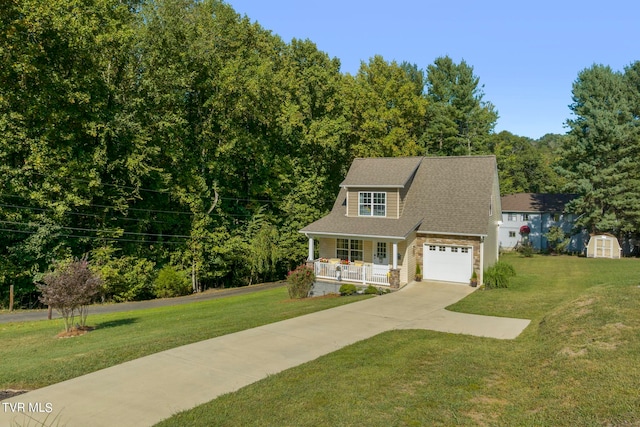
top-left (0, 202), bottom-right (176, 224)
top-left (0, 220), bottom-right (194, 239)
top-left (19, 171), bottom-right (338, 204)
top-left (25, 171), bottom-right (283, 203)
top-left (0, 192), bottom-right (254, 217)
top-left (0, 227), bottom-right (190, 245)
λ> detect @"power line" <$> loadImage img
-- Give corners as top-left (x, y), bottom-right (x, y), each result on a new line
top-left (0, 220), bottom-right (194, 239)
top-left (14, 172), bottom-right (339, 205)
top-left (25, 172), bottom-right (283, 203)
top-left (0, 227), bottom-right (189, 245)
top-left (0, 192), bottom-right (254, 218)
top-left (28, 171), bottom-right (174, 195)
top-left (0, 202), bottom-right (175, 224)
top-left (0, 192), bottom-right (191, 216)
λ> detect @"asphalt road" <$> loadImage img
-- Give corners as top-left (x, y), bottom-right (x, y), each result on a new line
top-left (0, 281), bottom-right (285, 324)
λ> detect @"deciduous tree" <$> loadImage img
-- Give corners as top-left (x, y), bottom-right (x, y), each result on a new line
top-left (38, 258), bottom-right (102, 332)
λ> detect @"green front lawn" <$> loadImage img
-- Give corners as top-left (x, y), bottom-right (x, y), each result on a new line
top-left (0, 288), bottom-right (369, 390)
top-left (158, 254), bottom-right (640, 426)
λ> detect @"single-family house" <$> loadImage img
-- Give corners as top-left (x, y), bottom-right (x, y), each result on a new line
top-left (300, 156), bottom-right (502, 288)
top-left (499, 193), bottom-right (585, 252)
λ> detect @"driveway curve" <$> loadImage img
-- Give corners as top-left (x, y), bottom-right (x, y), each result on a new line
top-left (0, 281), bottom-right (530, 427)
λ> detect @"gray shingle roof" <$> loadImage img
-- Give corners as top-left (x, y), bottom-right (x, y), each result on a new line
top-left (501, 193), bottom-right (576, 213)
top-left (407, 156), bottom-right (497, 236)
top-left (301, 155), bottom-right (498, 239)
top-left (340, 157), bottom-right (423, 188)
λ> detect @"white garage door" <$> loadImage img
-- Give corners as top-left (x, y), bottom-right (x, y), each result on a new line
top-left (423, 244), bottom-right (473, 283)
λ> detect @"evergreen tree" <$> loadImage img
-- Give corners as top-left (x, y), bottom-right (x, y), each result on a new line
top-left (557, 63), bottom-right (640, 233)
top-left (425, 56), bottom-right (498, 156)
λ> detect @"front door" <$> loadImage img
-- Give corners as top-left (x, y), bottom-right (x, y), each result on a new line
top-left (373, 241), bottom-right (388, 265)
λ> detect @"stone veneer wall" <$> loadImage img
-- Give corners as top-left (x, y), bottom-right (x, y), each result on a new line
top-left (414, 234), bottom-right (482, 276)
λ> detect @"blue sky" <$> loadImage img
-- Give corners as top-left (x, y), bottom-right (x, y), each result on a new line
top-left (226, 0), bottom-right (637, 140)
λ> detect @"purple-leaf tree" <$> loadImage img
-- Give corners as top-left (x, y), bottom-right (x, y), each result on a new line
top-left (38, 257), bottom-right (102, 332)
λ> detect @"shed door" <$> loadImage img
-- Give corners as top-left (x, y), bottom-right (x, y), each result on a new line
top-left (596, 237), bottom-right (612, 258)
top-left (423, 244), bottom-right (473, 284)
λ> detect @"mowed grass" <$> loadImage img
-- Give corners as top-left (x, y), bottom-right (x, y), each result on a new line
top-left (0, 287), bottom-right (369, 390)
top-left (158, 254), bottom-right (640, 427)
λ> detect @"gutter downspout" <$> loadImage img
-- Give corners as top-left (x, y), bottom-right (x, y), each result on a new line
top-left (479, 236), bottom-right (485, 286)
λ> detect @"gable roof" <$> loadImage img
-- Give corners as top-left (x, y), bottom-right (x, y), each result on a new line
top-left (405, 156), bottom-right (497, 236)
top-left (340, 157), bottom-right (423, 188)
top-left (301, 155), bottom-right (498, 239)
top-left (501, 193), bottom-right (576, 213)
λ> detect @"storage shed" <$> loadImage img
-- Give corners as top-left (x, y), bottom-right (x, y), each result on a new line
top-left (586, 234), bottom-right (621, 259)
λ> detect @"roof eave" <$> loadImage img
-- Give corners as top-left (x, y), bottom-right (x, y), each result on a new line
top-left (417, 230), bottom-right (488, 238)
top-left (300, 219), bottom-right (423, 241)
top-left (339, 184), bottom-right (405, 189)
top-left (300, 231), bottom-right (409, 240)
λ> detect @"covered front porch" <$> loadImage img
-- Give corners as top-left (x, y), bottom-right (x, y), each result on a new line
top-left (305, 236), bottom-right (405, 288)
top-left (312, 259), bottom-right (391, 286)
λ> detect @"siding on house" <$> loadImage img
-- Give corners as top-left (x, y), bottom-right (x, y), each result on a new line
top-left (500, 212), bottom-right (582, 251)
top-left (363, 240), bottom-right (373, 262)
top-left (346, 188), bottom-right (400, 219)
top-left (402, 232), bottom-right (417, 284)
top-left (499, 193), bottom-right (584, 252)
top-left (318, 237), bottom-right (335, 259)
top-left (484, 170), bottom-right (502, 268)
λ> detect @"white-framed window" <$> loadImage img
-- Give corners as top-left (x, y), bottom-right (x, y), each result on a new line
top-left (461, 247), bottom-right (469, 253)
top-left (359, 192), bottom-right (386, 217)
top-left (509, 231), bottom-right (516, 238)
top-left (451, 247), bottom-right (459, 253)
top-left (553, 213), bottom-right (561, 222)
top-left (337, 238), bottom-right (363, 261)
top-left (439, 246), bottom-right (446, 252)
top-left (523, 214), bottom-right (530, 221)
top-left (507, 213), bottom-right (517, 221)
top-left (429, 245), bottom-right (436, 251)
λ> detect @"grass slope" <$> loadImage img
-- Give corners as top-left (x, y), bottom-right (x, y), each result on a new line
top-left (0, 288), bottom-right (369, 390)
top-left (158, 255), bottom-right (640, 427)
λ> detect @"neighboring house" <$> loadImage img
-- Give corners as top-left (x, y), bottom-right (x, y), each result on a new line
top-left (299, 156), bottom-right (502, 288)
top-left (499, 193), bottom-right (585, 252)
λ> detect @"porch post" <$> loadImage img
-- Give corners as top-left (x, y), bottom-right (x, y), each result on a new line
top-left (308, 237), bottom-right (314, 261)
top-left (392, 241), bottom-right (398, 269)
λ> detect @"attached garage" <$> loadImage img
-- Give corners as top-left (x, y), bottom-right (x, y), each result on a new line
top-left (423, 244), bottom-right (473, 284)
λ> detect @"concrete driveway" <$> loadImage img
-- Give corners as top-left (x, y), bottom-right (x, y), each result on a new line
top-left (0, 281), bottom-right (530, 427)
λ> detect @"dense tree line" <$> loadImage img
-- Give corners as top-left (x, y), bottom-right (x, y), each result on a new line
top-left (1, 0), bottom-right (628, 307)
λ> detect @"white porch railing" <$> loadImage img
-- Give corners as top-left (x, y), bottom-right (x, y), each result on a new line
top-left (314, 260), bottom-right (390, 286)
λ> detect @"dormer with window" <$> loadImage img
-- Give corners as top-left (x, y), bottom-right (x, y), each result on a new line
top-left (359, 191), bottom-right (386, 217)
top-left (339, 157), bottom-right (422, 219)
